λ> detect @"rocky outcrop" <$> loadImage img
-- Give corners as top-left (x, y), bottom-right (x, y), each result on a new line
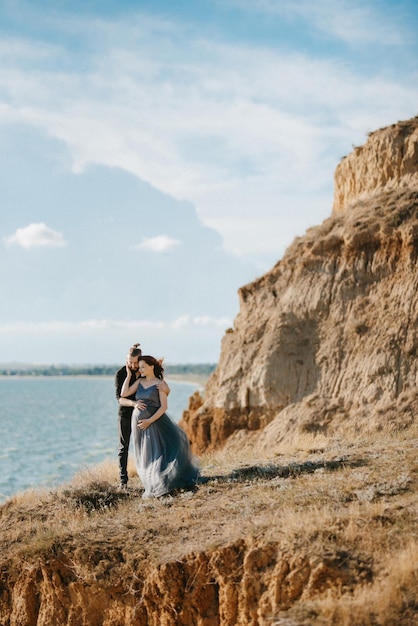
top-left (0, 538), bottom-right (371, 626)
top-left (333, 116), bottom-right (418, 213)
top-left (181, 116), bottom-right (418, 454)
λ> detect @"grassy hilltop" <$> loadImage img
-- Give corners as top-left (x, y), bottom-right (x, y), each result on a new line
top-left (1, 424), bottom-right (418, 625)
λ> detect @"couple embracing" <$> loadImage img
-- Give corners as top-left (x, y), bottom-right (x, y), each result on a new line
top-left (115, 343), bottom-right (199, 499)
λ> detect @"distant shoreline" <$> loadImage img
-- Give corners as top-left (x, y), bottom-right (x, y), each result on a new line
top-left (0, 373), bottom-right (210, 387)
top-left (0, 363), bottom-right (216, 380)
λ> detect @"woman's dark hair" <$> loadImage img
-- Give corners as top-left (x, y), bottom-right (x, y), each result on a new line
top-left (140, 355), bottom-right (164, 379)
top-left (128, 343), bottom-right (142, 358)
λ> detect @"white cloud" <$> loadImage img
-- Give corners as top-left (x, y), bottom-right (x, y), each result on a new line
top-left (232, 0), bottom-right (408, 45)
top-left (0, 316), bottom-right (233, 363)
top-left (171, 315), bottom-right (232, 330)
top-left (4, 223), bottom-right (67, 249)
top-left (0, 316), bottom-right (233, 334)
top-left (0, 6), bottom-right (416, 268)
top-left (3, 38), bottom-right (414, 269)
top-left (135, 235), bottom-right (181, 253)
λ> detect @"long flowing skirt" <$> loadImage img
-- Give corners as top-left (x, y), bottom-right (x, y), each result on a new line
top-left (132, 412), bottom-right (199, 498)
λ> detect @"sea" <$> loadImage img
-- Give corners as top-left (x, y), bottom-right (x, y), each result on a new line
top-left (0, 376), bottom-right (201, 504)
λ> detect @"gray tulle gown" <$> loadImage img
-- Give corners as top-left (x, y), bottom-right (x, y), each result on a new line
top-left (131, 382), bottom-right (199, 498)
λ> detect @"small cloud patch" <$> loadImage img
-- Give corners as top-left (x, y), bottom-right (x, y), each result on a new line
top-left (135, 235), bottom-right (181, 253)
top-left (4, 223), bottom-right (67, 249)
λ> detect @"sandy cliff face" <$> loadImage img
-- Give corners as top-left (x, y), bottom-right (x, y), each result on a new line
top-left (333, 116), bottom-right (418, 213)
top-left (181, 116), bottom-right (418, 454)
top-left (2, 538), bottom-right (364, 626)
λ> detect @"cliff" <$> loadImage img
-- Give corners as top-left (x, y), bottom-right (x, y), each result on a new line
top-left (333, 116), bottom-right (418, 214)
top-left (2, 427), bottom-right (418, 626)
top-left (181, 116), bottom-right (418, 455)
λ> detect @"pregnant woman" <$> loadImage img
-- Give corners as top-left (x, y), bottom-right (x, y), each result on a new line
top-left (121, 355), bottom-right (199, 498)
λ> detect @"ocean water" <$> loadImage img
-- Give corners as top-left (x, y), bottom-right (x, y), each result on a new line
top-left (0, 376), bottom-right (200, 503)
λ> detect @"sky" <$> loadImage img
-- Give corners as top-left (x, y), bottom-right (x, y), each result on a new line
top-left (0, 0), bottom-right (417, 365)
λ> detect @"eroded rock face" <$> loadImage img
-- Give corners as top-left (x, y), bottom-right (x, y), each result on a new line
top-left (333, 117), bottom-right (418, 214)
top-left (1, 540), bottom-right (370, 626)
top-left (181, 116), bottom-right (418, 454)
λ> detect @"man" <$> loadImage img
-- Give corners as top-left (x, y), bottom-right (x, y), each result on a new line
top-left (114, 343), bottom-right (169, 489)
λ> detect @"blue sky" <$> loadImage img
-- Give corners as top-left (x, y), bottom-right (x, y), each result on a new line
top-left (0, 0), bottom-right (417, 364)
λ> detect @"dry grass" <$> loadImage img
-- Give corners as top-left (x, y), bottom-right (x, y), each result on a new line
top-left (274, 540), bottom-right (418, 626)
top-left (2, 425), bottom-right (418, 624)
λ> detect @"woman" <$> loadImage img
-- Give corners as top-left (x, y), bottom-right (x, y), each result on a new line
top-left (121, 355), bottom-right (199, 498)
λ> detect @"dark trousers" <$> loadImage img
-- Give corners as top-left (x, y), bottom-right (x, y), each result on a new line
top-left (118, 414), bottom-right (132, 484)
